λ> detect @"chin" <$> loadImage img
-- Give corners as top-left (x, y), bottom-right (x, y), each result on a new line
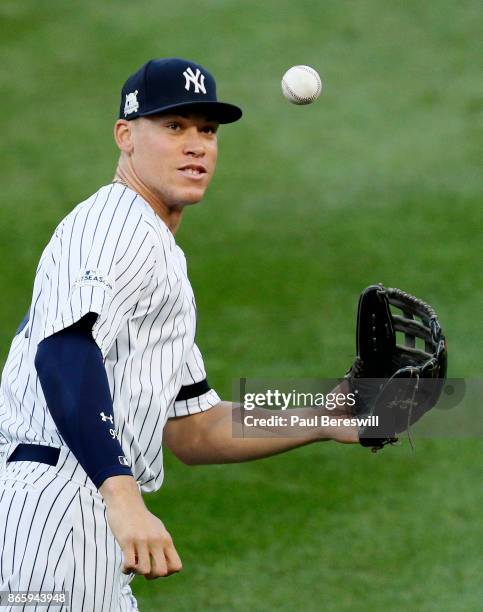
top-left (178, 188), bottom-right (206, 206)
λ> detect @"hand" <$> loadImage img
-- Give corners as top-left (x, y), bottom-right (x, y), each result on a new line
top-left (100, 476), bottom-right (182, 579)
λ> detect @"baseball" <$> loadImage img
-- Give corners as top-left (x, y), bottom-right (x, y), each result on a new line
top-left (281, 65), bottom-right (322, 105)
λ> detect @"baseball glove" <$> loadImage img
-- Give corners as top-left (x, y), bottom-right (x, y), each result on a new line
top-left (345, 284), bottom-right (447, 451)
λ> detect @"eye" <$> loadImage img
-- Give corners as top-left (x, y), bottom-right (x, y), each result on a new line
top-left (202, 125), bottom-right (218, 135)
top-left (166, 121), bottom-right (182, 131)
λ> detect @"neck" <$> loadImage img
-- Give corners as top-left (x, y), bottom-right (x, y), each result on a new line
top-left (113, 166), bottom-right (183, 235)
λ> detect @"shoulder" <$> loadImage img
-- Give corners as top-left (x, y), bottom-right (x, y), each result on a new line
top-left (49, 184), bottom-right (178, 268)
top-left (68, 183), bottom-right (159, 243)
top-left (50, 183), bottom-right (126, 237)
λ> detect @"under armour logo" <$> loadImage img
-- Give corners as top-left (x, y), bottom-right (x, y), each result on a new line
top-left (118, 456), bottom-right (129, 466)
top-left (124, 90), bottom-right (139, 116)
top-left (183, 67), bottom-right (206, 94)
top-left (100, 412), bottom-right (114, 424)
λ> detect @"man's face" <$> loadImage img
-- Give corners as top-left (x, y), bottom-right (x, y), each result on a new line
top-left (128, 113), bottom-right (219, 208)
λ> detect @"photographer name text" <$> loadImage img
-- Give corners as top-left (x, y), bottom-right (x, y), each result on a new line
top-left (243, 415), bottom-right (378, 428)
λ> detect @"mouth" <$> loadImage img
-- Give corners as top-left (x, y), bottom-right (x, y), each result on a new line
top-left (178, 164), bottom-right (208, 180)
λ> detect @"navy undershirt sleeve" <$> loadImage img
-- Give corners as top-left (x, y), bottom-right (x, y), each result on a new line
top-left (34, 313), bottom-right (133, 488)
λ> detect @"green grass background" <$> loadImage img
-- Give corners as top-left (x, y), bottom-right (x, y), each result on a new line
top-left (1, 1), bottom-right (482, 610)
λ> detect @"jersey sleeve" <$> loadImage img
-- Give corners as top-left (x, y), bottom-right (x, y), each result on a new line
top-left (40, 188), bottom-right (159, 357)
top-left (169, 343), bottom-right (220, 418)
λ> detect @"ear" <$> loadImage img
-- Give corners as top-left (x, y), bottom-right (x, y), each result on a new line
top-left (114, 119), bottom-right (134, 154)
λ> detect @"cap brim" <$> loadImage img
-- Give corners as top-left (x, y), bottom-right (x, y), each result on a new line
top-left (139, 100), bottom-right (242, 124)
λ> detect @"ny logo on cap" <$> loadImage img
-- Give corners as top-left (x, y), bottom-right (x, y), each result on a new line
top-left (183, 67), bottom-right (206, 94)
top-left (124, 90), bottom-right (139, 116)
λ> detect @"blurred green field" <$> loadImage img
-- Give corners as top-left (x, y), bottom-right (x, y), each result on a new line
top-left (1, 1), bottom-right (482, 610)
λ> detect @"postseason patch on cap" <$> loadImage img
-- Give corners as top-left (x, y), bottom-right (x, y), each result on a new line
top-left (124, 90), bottom-right (139, 117)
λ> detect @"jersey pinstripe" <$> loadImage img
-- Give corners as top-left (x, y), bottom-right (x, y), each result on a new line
top-left (0, 457), bottom-right (138, 611)
top-left (0, 182), bottom-right (220, 493)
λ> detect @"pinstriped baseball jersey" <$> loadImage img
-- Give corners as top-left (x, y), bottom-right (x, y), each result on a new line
top-left (0, 458), bottom-right (138, 611)
top-left (0, 182), bottom-right (220, 493)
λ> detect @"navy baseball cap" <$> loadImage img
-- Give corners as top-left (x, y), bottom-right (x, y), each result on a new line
top-left (119, 58), bottom-right (242, 124)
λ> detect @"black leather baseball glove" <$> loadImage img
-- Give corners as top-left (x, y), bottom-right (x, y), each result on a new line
top-left (345, 284), bottom-right (447, 451)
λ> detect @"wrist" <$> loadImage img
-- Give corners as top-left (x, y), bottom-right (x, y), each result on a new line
top-left (99, 475), bottom-right (143, 506)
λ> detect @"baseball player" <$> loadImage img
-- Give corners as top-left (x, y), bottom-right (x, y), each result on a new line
top-left (0, 58), bottom-right (358, 611)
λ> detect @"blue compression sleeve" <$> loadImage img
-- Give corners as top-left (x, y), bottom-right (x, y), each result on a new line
top-left (35, 313), bottom-right (133, 488)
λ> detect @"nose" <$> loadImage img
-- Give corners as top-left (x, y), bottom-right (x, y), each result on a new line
top-left (182, 127), bottom-right (205, 158)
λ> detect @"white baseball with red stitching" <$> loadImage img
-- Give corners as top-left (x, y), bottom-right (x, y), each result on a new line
top-left (281, 65), bottom-right (322, 105)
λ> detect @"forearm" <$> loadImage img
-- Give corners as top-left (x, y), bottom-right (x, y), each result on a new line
top-left (35, 314), bottom-right (133, 488)
top-left (188, 402), bottom-right (324, 463)
top-left (165, 395), bottom-right (358, 465)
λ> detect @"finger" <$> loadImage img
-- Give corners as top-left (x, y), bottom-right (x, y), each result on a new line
top-left (132, 541), bottom-right (151, 576)
top-left (145, 549), bottom-right (168, 580)
top-left (121, 543), bottom-right (137, 575)
top-left (164, 541), bottom-right (183, 575)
